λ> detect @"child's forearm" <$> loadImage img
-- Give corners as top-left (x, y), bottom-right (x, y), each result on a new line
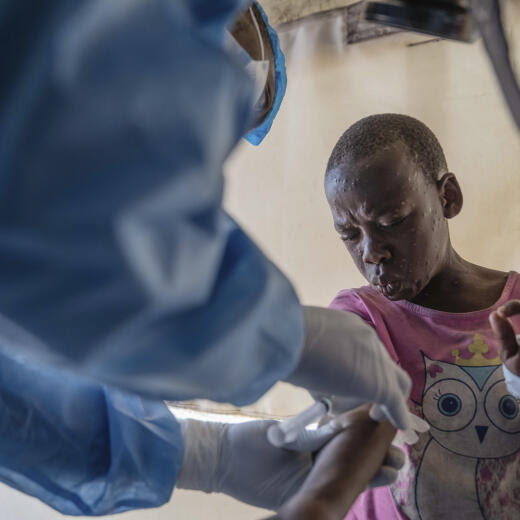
top-left (266, 413), bottom-right (396, 520)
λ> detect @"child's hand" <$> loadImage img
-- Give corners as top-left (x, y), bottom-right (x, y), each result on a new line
top-left (490, 300), bottom-right (520, 376)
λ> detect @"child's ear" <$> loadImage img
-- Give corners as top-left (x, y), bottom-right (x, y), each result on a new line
top-left (437, 173), bottom-right (463, 218)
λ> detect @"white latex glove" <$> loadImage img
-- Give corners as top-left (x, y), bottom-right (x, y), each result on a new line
top-left (325, 398), bottom-right (430, 445)
top-left (176, 418), bottom-right (340, 511)
top-left (287, 306), bottom-right (412, 431)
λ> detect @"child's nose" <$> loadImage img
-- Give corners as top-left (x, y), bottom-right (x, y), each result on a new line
top-left (362, 236), bottom-right (392, 264)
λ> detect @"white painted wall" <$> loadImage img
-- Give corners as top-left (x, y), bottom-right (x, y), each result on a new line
top-left (6, 4), bottom-right (520, 519)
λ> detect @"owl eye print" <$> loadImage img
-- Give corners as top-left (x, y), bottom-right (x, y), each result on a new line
top-left (421, 354), bottom-right (520, 458)
top-left (484, 380), bottom-right (520, 435)
top-left (423, 378), bottom-right (477, 433)
top-left (437, 393), bottom-right (461, 416)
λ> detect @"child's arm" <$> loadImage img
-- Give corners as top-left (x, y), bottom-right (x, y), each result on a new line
top-left (267, 408), bottom-right (396, 520)
top-left (490, 300), bottom-right (520, 395)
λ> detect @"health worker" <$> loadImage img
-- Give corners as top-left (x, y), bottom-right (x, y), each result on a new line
top-left (0, 0), bottom-right (412, 515)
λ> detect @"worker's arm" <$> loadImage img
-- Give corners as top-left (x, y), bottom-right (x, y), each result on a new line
top-left (1, 0), bottom-right (411, 432)
top-left (0, 344), bottom-right (182, 516)
top-left (269, 407), bottom-right (397, 520)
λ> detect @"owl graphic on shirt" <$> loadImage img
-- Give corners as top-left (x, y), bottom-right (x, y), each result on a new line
top-left (391, 335), bottom-right (520, 520)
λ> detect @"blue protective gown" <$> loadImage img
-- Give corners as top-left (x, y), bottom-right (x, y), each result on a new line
top-left (0, 342), bottom-right (182, 515)
top-left (0, 0), bottom-right (304, 514)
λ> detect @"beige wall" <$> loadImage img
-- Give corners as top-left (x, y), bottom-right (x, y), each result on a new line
top-left (8, 5), bottom-right (520, 519)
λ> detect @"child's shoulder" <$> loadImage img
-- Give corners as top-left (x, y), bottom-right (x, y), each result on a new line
top-left (330, 285), bottom-right (372, 306)
top-left (329, 284), bottom-right (390, 318)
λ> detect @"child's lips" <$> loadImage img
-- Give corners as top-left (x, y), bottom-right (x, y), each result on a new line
top-left (372, 278), bottom-right (402, 297)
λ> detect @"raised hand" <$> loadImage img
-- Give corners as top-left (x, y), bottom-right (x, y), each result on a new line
top-left (490, 300), bottom-right (520, 376)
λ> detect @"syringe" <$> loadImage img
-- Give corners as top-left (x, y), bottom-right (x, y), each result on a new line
top-left (267, 398), bottom-right (332, 447)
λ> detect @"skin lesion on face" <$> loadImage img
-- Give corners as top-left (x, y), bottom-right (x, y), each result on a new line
top-left (325, 141), bottom-right (457, 302)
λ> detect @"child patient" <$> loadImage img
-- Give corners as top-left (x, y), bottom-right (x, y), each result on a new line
top-left (324, 114), bottom-right (520, 519)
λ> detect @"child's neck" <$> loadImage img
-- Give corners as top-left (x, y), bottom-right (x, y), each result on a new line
top-left (410, 249), bottom-right (509, 313)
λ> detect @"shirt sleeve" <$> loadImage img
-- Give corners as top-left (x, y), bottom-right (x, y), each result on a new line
top-left (0, 0), bottom-right (304, 405)
top-left (329, 289), bottom-right (401, 364)
top-left (0, 344), bottom-right (182, 516)
top-left (329, 290), bottom-right (376, 326)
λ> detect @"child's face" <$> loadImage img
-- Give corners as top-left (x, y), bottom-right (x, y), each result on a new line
top-left (325, 141), bottom-right (450, 301)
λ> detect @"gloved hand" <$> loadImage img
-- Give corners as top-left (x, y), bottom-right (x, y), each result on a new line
top-left (176, 416), bottom-right (406, 511)
top-left (176, 418), bottom-right (338, 510)
top-left (286, 306), bottom-right (412, 431)
top-left (325, 397), bottom-right (429, 445)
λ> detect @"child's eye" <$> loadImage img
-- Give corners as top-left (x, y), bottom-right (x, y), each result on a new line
top-left (379, 216), bottom-right (406, 230)
top-left (341, 230), bottom-right (360, 242)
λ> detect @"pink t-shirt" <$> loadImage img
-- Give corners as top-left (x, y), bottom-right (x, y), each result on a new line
top-left (330, 272), bottom-right (520, 520)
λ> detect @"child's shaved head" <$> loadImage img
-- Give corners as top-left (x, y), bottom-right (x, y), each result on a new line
top-left (326, 114), bottom-right (448, 183)
top-left (324, 114), bottom-right (463, 302)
